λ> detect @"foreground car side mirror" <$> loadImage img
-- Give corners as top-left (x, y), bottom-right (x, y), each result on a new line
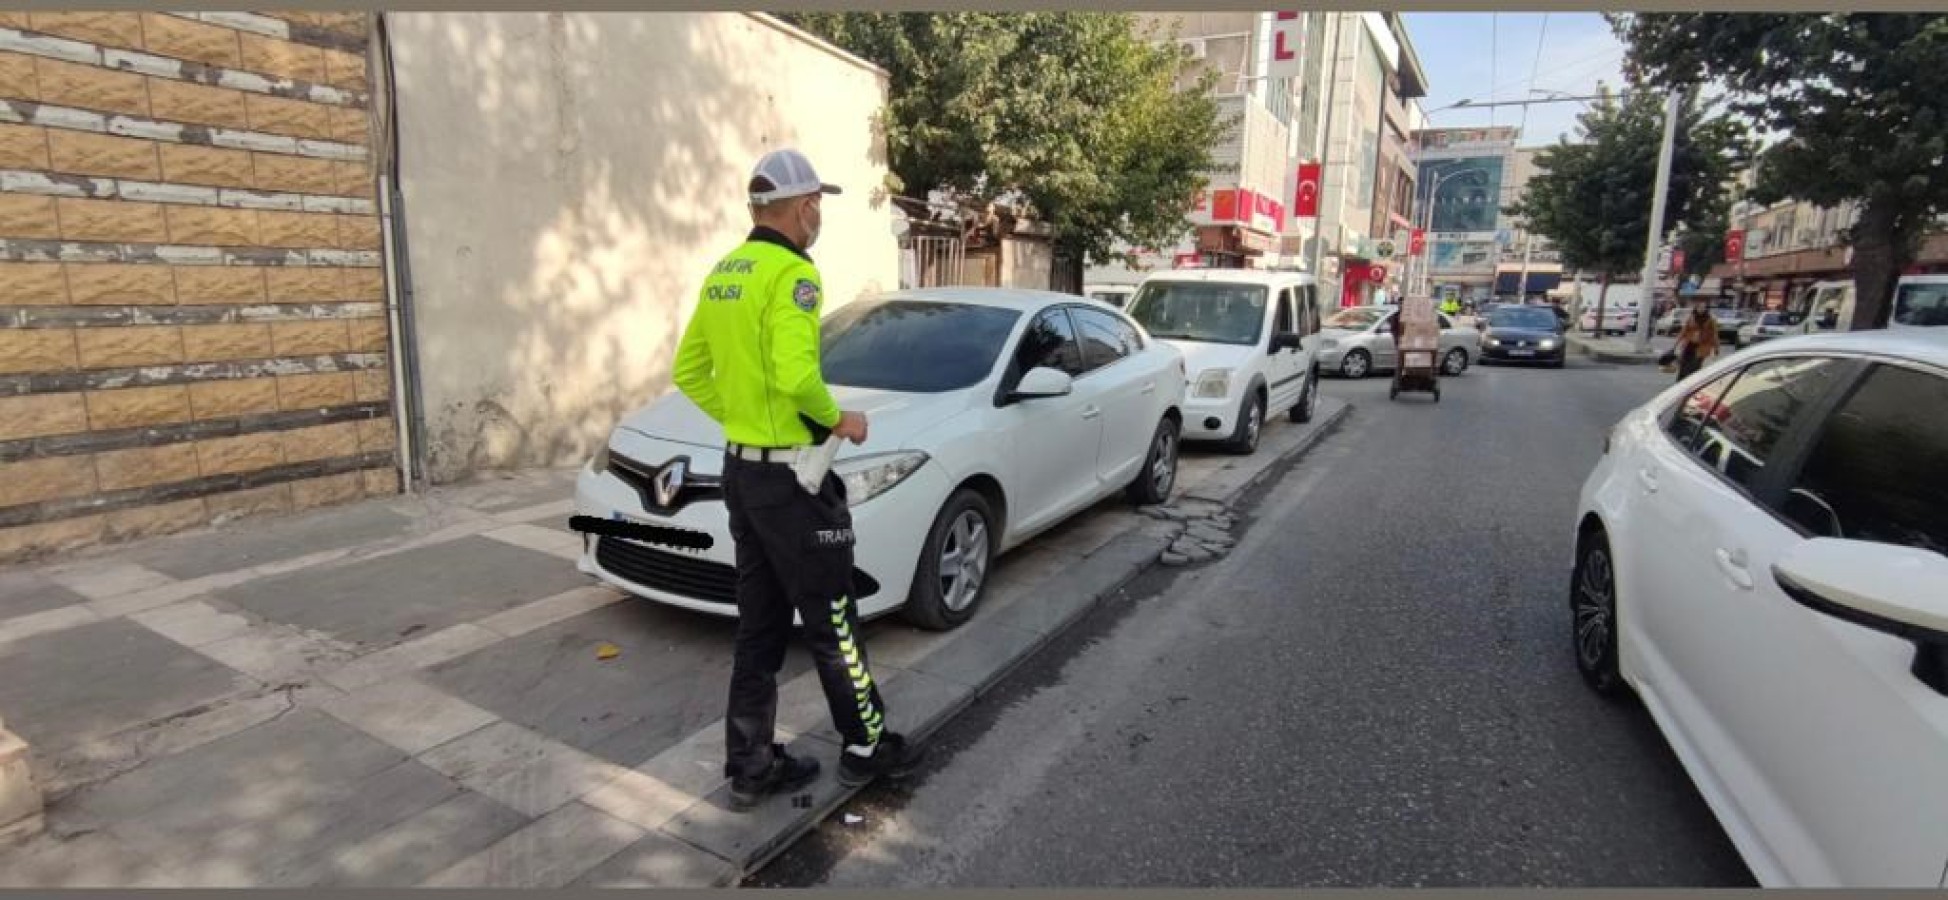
top-left (1009, 366), bottom-right (1074, 402)
top-left (1269, 333), bottom-right (1304, 353)
top-left (1773, 538), bottom-right (1948, 695)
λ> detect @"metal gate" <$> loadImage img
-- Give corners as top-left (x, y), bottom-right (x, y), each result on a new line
top-left (909, 235), bottom-right (966, 289)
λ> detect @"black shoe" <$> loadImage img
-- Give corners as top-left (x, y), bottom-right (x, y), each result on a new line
top-left (729, 745), bottom-right (820, 811)
top-left (837, 732), bottom-right (926, 787)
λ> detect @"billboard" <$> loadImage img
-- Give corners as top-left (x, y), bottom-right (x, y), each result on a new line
top-left (1418, 155), bottom-right (1506, 235)
top-left (1429, 238), bottom-right (1498, 275)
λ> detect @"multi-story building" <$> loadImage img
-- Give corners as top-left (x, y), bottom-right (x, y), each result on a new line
top-left (1409, 125), bottom-right (1522, 305)
top-left (1089, 11), bottom-right (1429, 308)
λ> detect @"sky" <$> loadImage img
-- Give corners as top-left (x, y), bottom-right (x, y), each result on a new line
top-left (1400, 13), bottom-right (1631, 148)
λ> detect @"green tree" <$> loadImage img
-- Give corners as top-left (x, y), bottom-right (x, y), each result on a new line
top-left (1505, 89), bottom-right (1750, 331)
top-left (780, 13), bottom-right (1233, 267)
top-left (1609, 13), bottom-right (1948, 329)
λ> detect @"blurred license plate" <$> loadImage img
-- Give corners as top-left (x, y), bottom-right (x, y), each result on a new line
top-left (612, 511), bottom-right (708, 555)
top-left (1512, 349), bottom-right (1536, 357)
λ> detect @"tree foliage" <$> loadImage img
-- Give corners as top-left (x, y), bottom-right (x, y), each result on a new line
top-left (1506, 90), bottom-right (1751, 288)
top-left (780, 13), bottom-right (1234, 265)
top-left (1608, 13), bottom-right (1948, 328)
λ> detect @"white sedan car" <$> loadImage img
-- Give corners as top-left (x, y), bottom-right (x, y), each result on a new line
top-left (576, 288), bottom-right (1187, 631)
top-left (1570, 327), bottom-right (1948, 886)
top-left (1313, 305), bottom-right (1477, 378)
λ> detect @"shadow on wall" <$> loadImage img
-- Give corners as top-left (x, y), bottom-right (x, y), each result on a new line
top-left (389, 13), bottom-right (892, 483)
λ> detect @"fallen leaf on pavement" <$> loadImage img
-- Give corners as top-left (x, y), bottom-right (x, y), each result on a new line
top-left (596, 643), bottom-right (621, 660)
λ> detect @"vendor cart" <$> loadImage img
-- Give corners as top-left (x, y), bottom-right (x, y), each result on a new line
top-left (1390, 295), bottom-right (1442, 402)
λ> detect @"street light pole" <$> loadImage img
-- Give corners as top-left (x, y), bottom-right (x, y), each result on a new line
top-left (1632, 88), bottom-right (1683, 353)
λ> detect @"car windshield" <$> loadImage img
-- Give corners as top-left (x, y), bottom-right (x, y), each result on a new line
top-left (1489, 307), bottom-right (1559, 330)
top-left (1894, 282), bottom-right (1948, 326)
top-left (1759, 312), bottom-right (1788, 326)
top-left (1125, 282), bottom-right (1268, 345)
top-left (821, 299), bottom-right (1022, 393)
top-left (1324, 308), bottom-right (1383, 330)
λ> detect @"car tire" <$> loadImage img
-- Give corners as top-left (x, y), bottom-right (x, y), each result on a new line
top-left (1571, 529), bottom-right (1628, 697)
top-left (1340, 349), bottom-right (1372, 380)
top-left (1223, 391), bottom-right (1264, 455)
top-left (1126, 416), bottom-right (1180, 505)
top-left (902, 488), bottom-right (999, 632)
top-left (1442, 348), bottom-right (1468, 376)
top-left (1288, 368), bottom-right (1318, 423)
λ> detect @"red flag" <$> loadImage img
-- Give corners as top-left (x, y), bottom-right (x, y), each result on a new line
top-left (1409, 228), bottom-right (1426, 256)
top-left (1212, 189), bottom-right (1239, 224)
top-left (1295, 163), bottom-right (1322, 219)
top-left (1670, 249), bottom-right (1686, 274)
top-left (1725, 230), bottom-right (1745, 262)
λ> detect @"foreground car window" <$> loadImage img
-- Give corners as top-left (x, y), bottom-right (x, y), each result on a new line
top-left (1015, 308), bottom-right (1087, 377)
top-left (1126, 282), bottom-right (1269, 346)
top-left (821, 299), bottom-right (1022, 392)
top-left (1687, 357), bottom-right (1848, 491)
top-left (1666, 370), bottom-right (1742, 453)
top-left (1784, 364), bottom-right (1948, 554)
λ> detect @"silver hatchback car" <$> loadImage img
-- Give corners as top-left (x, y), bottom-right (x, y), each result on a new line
top-left (1315, 305), bottom-right (1478, 378)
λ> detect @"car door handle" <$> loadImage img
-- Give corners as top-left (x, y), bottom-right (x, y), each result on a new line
top-left (1082, 406), bottom-right (1101, 420)
top-left (1715, 547), bottom-right (1754, 590)
top-left (1636, 468), bottom-right (1659, 494)
top-left (1140, 382), bottom-right (1156, 395)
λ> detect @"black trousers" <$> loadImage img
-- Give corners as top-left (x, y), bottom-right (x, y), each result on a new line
top-left (721, 452), bottom-right (889, 780)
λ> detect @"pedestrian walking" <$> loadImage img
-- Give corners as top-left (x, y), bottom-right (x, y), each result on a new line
top-left (1671, 296), bottom-right (1722, 380)
top-left (670, 148), bottom-right (924, 812)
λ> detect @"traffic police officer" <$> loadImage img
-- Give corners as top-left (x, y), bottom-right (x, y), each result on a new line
top-left (671, 148), bottom-right (923, 811)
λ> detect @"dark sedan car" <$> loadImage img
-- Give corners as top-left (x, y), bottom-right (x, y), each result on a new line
top-left (1478, 305), bottom-right (1568, 368)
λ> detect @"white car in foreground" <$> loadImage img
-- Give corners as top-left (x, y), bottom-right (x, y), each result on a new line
top-left (576, 288), bottom-right (1187, 631)
top-left (1570, 327), bottom-right (1948, 886)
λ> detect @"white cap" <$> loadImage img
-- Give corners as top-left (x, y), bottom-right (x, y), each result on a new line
top-left (749, 148), bottom-right (842, 205)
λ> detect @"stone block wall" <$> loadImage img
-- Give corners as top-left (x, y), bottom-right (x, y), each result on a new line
top-left (0, 11), bottom-right (399, 563)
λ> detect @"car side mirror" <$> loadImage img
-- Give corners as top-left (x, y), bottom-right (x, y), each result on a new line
top-left (1773, 537), bottom-right (1948, 696)
top-left (1009, 366), bottom-right (1073, 402)
top-left (1270, 333), bottom-right (1303, 353)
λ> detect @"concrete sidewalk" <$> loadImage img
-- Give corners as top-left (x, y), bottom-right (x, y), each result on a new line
top-left (0, 398), bottom-right (1347, 887)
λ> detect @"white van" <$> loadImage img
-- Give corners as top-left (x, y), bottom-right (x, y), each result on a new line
top-left (1800, 275), bottom-right (1948, 332)
top-left (1891, 274), bottom-right (1948, 329)
top-left (1800, 279), bottom-right (1856, 334)
top-left (1121, 270), bottom-right (1323, 455)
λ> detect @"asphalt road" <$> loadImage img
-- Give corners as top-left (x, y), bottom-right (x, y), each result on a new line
top-left (752, 350), bottom-right (1755, 888)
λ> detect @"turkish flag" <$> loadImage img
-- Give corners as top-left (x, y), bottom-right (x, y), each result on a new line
top-left (1670, 249), bottom-right (1686, 274)
top-left (1725, 230), bottom-right (1745, 262)
top-left (1212, 189), bottom-right (1239, 224)
top-left (1295, 162), bottom-right (1322, 219)
top-left (1409, 228), bottom-right (1426, 256)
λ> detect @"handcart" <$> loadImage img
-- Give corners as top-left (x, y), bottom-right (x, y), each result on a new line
top-left (1390, 295), bottom-right (1442, 403)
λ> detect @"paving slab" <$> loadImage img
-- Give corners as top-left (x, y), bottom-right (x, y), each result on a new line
top-left (420, 800), bottom-right (644, 888)
top-left (657, 731), bottom-right (841, 873)
top-left (425, 600), bottom-right (810, 769)
top-left (127, 504), bottom-right (416, 582)
top-left (0, 617), bottom-right (251, 757)
top-left (0, 569), bottom-right (87, 621)
top-left (0, 830), bottom-right (183, 888)
top-left (303, 791), bottom-right (529, 887)
top-left (319, 677), bottom-right (499, 756)
top-left (569, 829), bottom-right (739, 887)
top-left (215, 536), bottom-right (589, 650)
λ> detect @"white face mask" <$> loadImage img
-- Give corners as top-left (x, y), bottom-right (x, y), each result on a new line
top-left (801, 201), bottom-right (821, 249)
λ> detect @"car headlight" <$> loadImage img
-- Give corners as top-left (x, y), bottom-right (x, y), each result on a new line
top-left (1193, 368), bottom-right (1233, 399)
top-left (1540, 338), bottom-right (1559, 349)
top-left (1485, 337), bottom-right (1502, 347)
top-left (835, 451), bottom-right (928, 507)
top-left (1320, 339), bottom-right (1339, 350)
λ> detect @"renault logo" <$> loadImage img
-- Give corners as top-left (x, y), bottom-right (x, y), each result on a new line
top-left (653, 459), bottom-right (687, 508)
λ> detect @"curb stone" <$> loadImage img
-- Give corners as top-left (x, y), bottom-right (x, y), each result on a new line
top-left (709, 399), bottom-right (1352, 886)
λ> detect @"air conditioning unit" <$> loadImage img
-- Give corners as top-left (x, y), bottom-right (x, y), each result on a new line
top-left (1181, 39), bottom-right (1207, 59)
